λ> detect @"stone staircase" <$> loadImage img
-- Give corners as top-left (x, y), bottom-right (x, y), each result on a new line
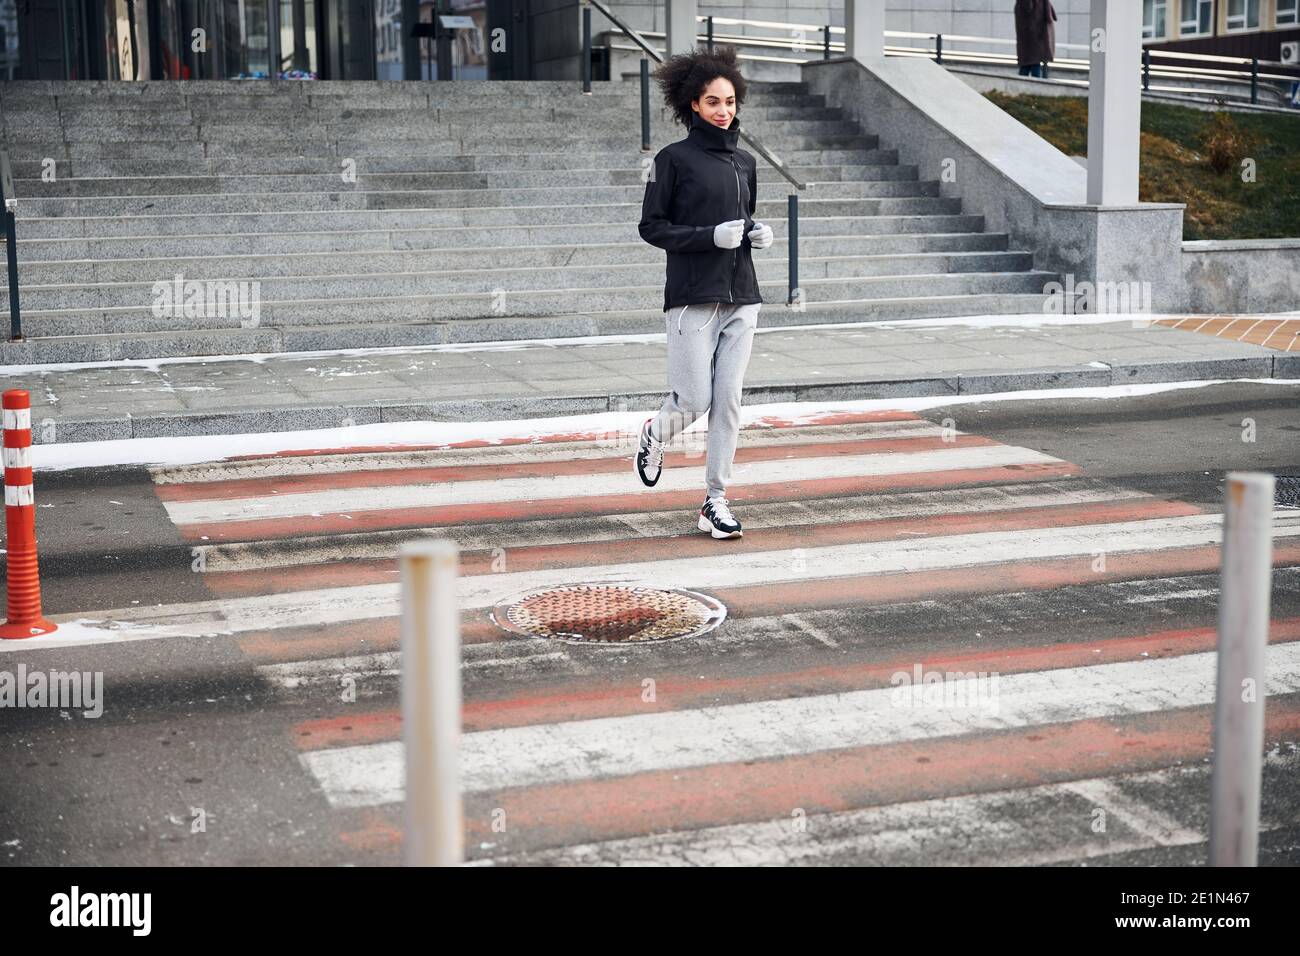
top-left (0, 78), bottom-right (1066, 365)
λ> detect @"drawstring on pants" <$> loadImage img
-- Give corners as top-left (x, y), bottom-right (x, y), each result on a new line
top-left (694, 302), bottom-right (721, 332)
top-left (677, 302), bottom-right (721, 334)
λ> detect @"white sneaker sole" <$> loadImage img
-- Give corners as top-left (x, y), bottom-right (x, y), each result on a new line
top-left (698, 513), bottom-right (742, 539)
top-left (634, 424), bottom-right (661, 487)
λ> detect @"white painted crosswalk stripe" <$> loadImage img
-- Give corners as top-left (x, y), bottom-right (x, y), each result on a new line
top-left (160, 444), bottom-right (1064, 526)
top-left (196, 480), bottom-right (1151, 573)
top-left (300, 642), bottom-right (1300, 808)
top-left (13, 510), bottom-right (1299, 652)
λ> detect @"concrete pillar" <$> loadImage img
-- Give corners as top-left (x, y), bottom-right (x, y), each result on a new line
top-left (666, 0), bottom-right (698, 57)
top-left (1086, 0), bottom-right (1142, 205)
top-left (845, 0), bottom-right (886, 64)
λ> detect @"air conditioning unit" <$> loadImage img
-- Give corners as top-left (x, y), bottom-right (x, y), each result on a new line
top-left (1282, 41), bottom-right (1300, 65)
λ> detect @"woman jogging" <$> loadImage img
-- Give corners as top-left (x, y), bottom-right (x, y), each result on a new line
top-left (634, 45), bottom-right (774, 540)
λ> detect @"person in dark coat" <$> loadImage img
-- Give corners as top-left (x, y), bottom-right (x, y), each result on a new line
top-left (634, 46), bottom-right (773, 539)
top-left (1015, 0), bottom-right (1057, 78)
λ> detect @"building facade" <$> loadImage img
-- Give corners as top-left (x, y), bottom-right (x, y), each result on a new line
top-left (10, 2), bottom-right (1300, 82)
top-left (6, 0), bottom-right (490, 81)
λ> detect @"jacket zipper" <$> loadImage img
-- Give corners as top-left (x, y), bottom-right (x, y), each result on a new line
top-left (729, 158), bottom-right (741, 303)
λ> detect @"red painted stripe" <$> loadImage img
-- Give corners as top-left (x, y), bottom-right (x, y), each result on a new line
top-left (239, 614), bottom-right (500, 664)
top-left (708, 540), bottom-right (1300, 619)
top-left (157, 433), bottom-right (997, 504)
top-left (206, 496), bottom-right (1201, 599)
top-left (291, 616), bottom-right (1300, 750)
top-left (177, 461), bottom-right (1082, 541)
top-left (242, 541), bottom-right (1300, 666)
top-left (218, 409), bottom-right (924, 463)
top-left (332, 697), bottom-right (1300, 855)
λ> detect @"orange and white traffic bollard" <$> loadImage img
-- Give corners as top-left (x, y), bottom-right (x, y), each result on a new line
top-left (0, 389), bottom-right (56, 639)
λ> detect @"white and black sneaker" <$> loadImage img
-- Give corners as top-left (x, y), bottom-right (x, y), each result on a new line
top-left (634, 417), bottom-right (666, 486)
top-left (698, 495), bottom-right (742, 539)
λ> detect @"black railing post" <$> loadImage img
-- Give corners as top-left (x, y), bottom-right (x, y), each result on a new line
top-left (935, 33), bottom-right (942, 63)
top-left (641, 57), bottom-right (651, 151)
top-left (786, 194), bottom-right (799, 307)
top-left (4, 209), bottom-right (19, 341)
top-left (582, 4), bottom-right (592, 94)
top-left (1142, 48), bottom-right (1150, 90)
top-left (823, 25), bottom-right (830, 60)
top-left (707, 16), bottom-right (714, 52)
top-left (1250, 57), bottom-right (1258, 104)
top-left (1, 151), bottom-right (19, 341)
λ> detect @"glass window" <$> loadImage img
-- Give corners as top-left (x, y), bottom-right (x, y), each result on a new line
top-left (220, 0), bottom-right (272, 77)
top-left (1180, 0), bottom-right (1214, 36)
top-left (0, 0), bottom-right (17, 80)
top-left (279, 0), bottom-right (318, 74)
top-left (1226, 0), bottom-right (1261, 31)
top-left (1278, 0), bottom-right (1299, 27)
top-left (1142, 0), bottom-right (1168, 39)
top-left (373, 0), bottom-right (402, 80)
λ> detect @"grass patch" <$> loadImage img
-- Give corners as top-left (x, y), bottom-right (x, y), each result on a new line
top-left (984, 91), bottom-right (1300, 240)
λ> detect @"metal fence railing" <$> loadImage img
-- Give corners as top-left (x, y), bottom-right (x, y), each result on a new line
top-left (597, 18), bottom-right (1299, 109)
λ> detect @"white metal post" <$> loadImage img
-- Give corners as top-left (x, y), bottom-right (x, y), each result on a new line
top-left (666, 0), bottom-right (698, 57)
top-left (1209, 472), bottom-right (1274, 867)
top-left (845, 0), bottom-right (886, 64)
top-left (1087, 0), bottom-right (1142, 205)
top-left (401, 539), bottom-right (464, 867)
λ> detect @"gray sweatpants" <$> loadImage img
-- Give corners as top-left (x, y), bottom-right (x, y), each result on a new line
top-left (650, 300), bottom-right (761, 499)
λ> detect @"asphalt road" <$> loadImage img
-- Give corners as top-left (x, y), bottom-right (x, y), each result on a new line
top-left (2, 379), bottom-right (1298, 866)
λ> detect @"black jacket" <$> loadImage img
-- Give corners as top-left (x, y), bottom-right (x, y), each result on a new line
top-left (639, 112), bottom-right (763, 313)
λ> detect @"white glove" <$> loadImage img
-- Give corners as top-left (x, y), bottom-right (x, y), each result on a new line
top-left (712, 219), bottom-right (745, 249)
top-left (748, 221), bottom-right (774, 250)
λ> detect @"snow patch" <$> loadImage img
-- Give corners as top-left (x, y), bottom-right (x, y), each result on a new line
top-left (24, 376), bottom-right (1300, 472)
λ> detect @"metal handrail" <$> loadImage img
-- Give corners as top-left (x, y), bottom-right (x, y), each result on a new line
top-left (0, 149), bottom-right (21, 341)
top-left (598, 16), bottom-right (1297, 107)
top-left (582, 0), bottom-right (807, 191)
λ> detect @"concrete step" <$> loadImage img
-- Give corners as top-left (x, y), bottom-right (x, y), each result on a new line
top-left (14, 164), bottom-right (921, 198)
top-left (15, 233), bottom-right (1013, 281)
top-left (14, 214), bottom-right (989, 259)
top-left (21, 181), bottom-right (945, 217)
top-left (15, 224), bottom-right (1002, 264)
top-left (6, 251), bottom-right (1038, 310)
top-left (3, 115), bottom-right (861, 146)
top-left (4, 272), bottom-right (1061, 339)
top-left (0, 78), bottom-right (636, 103)
top-left (4, 102), bottom-right (841, 129)
top-left (17, 198), bottom-right (965, 239)
top-left (10, 148), bottom-right (894, 179)
top-left (0, 292), bottom-right (1066, 365)
top-left (8, 132), bottom-right (885, 160)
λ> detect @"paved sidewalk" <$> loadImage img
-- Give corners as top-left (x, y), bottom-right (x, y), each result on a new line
top-left (2, 314), bottom-right (1297, 444)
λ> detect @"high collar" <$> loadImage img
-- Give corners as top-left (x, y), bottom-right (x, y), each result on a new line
top-left (687, 110), bottom-right (740, 154)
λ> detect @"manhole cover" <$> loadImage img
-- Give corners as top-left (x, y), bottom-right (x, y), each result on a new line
top-left (490, 582), bottom-right (726, 645)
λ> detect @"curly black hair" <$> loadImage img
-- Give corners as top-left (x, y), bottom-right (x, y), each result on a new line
top-left (651, 45), bottom-right (748, 129)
